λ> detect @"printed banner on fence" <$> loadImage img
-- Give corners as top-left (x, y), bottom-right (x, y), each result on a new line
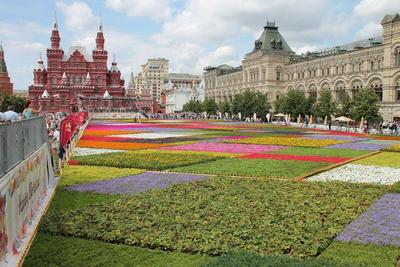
top-left (0, 144), bottom-right (55, 266)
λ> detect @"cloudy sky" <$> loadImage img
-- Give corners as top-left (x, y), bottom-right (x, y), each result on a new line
top-left (0, 0), bottom-right (399, 90)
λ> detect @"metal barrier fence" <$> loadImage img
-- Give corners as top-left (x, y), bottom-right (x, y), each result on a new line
top-left (0, 116), bottom-right (48, 178)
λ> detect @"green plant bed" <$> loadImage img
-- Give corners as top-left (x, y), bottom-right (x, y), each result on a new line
top-left (23, 233), bottom-right (210, 267)
top-left (46, 190), bottom-right (124, 214)
top-left (269, 147), bottom-right (370, 158)
top-left (202, 252), bottom-right (338, 267)
top-left (73, 150), bottom-right (228, 170)
top-left (59, 165), bottom-right (144, 187)
top-left (319, 241), bottom-right (400, 267)
top-left (353, 152), bottom-right (400, 168)
top-left (172, 158), bottom-right (328, 178)
top-left (40, 177), bottom-right (383, 257)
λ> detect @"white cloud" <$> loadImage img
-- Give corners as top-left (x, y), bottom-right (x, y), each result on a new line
top-left (105, 0), bottom-right (172, 21)
top-left (155, 0), bottom-right (331, 46)
top-left (355, 21), bottom-right (382, 40)
top-left (57, 1), bottom-right (98, 32)
top-left (354, 0), bottom-right (400, 21)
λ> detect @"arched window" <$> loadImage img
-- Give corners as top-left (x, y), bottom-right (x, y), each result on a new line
top-left (74, 75), bottom-right (80, 84)
top-left (370, 79), bottom-right (383, 101)
top-left (51, 75), bottom-right (57, 85)
top-left (336, 82), bottom-right (346, 103)
top-left (370, 61), bottom-right (374, 71)
top-left (97, 76), bottom-right (102, 86)
top-left (396, 78), bottom-right (400, 101)
top-left (396, 48), bottom-right (400, 66)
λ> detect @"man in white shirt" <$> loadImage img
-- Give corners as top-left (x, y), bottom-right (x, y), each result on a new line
top-left (3, 106), bottom-right (19, 122)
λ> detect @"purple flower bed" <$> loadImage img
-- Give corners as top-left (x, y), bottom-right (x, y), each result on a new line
top-left (304, 135), bottom-right (368, 142)
top-left (65, 172), bottom-right (208, 195)
top-left (160, 142), bottom-right (285, 154)
top-left (325, 142), bottom-right (386, 151)
top-left (336, 193), bottom-right (400, 246)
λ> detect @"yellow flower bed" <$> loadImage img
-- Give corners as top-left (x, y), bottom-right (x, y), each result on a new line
top-left (383, 144), bottom-right (400, 152)
top-left (231, 136), bottom-right (346, 148)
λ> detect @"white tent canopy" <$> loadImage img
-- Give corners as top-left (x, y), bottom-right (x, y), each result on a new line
top-left (334, 116), bottom-right (354, 122)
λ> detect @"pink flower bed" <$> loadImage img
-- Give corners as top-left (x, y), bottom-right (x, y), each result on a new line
top-left (80, 135), bottom-right (138, 142)
top-left (160, 142), bottom-right (285, 154)
top-left (239, 153), bottom-right (351, 163)
top-left (219, 136), bottom-right (248, 140)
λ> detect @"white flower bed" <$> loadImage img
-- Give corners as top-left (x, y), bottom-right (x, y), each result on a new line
top-left (110, 132), bottom-right (196, 139)
top-left (308, 164), bottom-right (400, 185)
top-left (73, 147), bottom-right (124, 157)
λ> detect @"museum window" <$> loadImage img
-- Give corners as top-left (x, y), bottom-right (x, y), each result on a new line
top-left (397, 79), bottom-right (400, 101)
top-left (370, 61), bottom-right (374, 71)
top-left (359, 63), bottom-right (362, 72)
top-left (336, 66), bottom-right (339, 74)
top-left (327, 68), bottom-right (330, 75)
top-left (97, 76), bottom-right (102, 86)
top-left (276, 71), bottom-right (281, 81)
top-left (378, 60), bottom-right (382, 69)
top-left (74, 75), bottom-right (80, 84)
top-left (374, 85), bottom-right (383, 101)
top-left (322, 69), bottom-right (324, 76)
top-left (51, 75), bottom-right (57, 85)
top-left (342, 66), bottom-right (345, 74)
top-left (396, 48), bottom-right (400, 65)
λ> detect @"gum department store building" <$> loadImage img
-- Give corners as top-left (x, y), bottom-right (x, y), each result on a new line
top-left (204, 14), bottom-right (400, 121)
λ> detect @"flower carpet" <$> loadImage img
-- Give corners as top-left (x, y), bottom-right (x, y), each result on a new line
top-left (66, 171), bottom-right (208, 195)
top-left (308, 164), bottom-right (400, 185)
top-left (160, 142), bottom-right (285, 154)
top-left (335, 193), bottom-right (400, 246)
top-left (26, 119), bottom-right (400, 266)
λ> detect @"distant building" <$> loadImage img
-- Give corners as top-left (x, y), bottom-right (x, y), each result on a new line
top-left (164, 75), bottom-right (204, 113)
top-left (0, 44), bottom-right (13, 96)
top-left (13, 90), bottom-right (29, 100)
top-left (141, 58), bottom-right (169, 103)
top-left (168, 73), bottom-right (202, 90)
top-left (204, 14), bottom-right (400, 121)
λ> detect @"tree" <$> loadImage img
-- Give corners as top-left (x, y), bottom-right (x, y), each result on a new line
top-left (305, 94), bottom-right (317, 116)
top-left (314, 89), bottom-right (336, 119)
top-left (0, 94), bottom-right (26, 113)
top-left (284, 90), bottom-right (309, 118)
top-left (351, 87), bottom-right (382, 123)
top-left (219, 101), bottom-right (231, 114)
top-left (337, 95), bottom-right (353, 117)
top-left (232, 90), bottom-right (271, 119)
top-left (202, 98), bottom-right (219, 115)
top-left (182, 100), bottom-right (202, 114)
top-left (274, 95), bottom-right (288, 114)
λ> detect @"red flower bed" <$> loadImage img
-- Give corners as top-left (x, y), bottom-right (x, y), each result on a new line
top-left (80, 135), bottom-right (137, 142)
top-left (67, 159), bottom-right (80, 165)
top-left (238, 153), bottom-right (351, 163)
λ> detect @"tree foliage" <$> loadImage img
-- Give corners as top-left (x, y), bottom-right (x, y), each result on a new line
top-left (337, 95), bottom-right (353, 117)
top-left (0, 94), bottom-right (26, 113)
top-left (219, 101), bottom-right (231, 114)
top-left (314, 89), bottom-right (336, 119)
top-left (182, 100), bottom-right (203, 114)
top-left (202, 98), bottom-right (219, 115)
top-left (351, 87), bottom-right (382, 123)
top-left (232, 90), bottom-right (271, 119)
top-left (274, 90), bottom-right (310, 118)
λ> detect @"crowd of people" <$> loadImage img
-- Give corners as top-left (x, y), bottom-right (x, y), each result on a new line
top-left (0, 101), bottom-right (42, 123)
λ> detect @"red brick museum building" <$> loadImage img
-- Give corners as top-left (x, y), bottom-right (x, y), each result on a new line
top-left (28, 20), bottom-right (159, 113)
